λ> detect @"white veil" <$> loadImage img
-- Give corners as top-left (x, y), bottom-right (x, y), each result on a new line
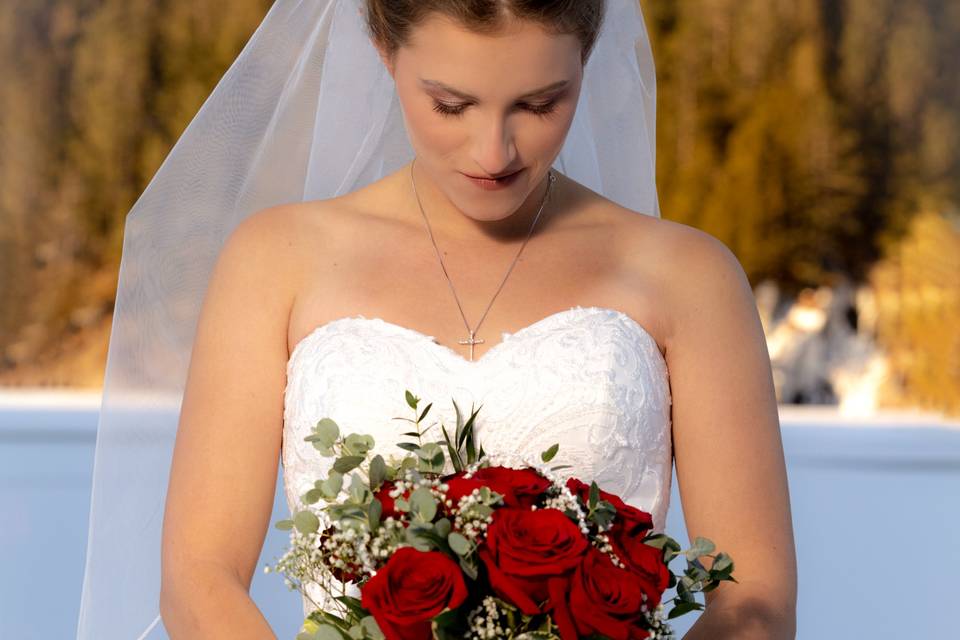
top-left (75, 0), bottom-right (660, 637)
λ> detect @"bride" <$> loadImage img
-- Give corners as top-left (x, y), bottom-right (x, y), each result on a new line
top-left (77, 1), bottom-right (796, 638)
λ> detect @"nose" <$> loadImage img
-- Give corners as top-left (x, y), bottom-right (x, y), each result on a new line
top-left (471, 114), bottom-right (517, 176)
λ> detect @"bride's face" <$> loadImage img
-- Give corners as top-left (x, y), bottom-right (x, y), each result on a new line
top-left (383, 14), bottom-right (583, 223)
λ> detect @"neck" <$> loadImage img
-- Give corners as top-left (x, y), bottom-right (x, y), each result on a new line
top-left (406, 159), bottom-right (558, 245)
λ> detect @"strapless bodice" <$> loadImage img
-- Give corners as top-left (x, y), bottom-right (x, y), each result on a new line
top-left (280, 305), bottom-right (673, 615)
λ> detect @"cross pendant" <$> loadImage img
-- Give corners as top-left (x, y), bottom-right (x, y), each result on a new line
top-left (458, 330), bottom-right (485, 362)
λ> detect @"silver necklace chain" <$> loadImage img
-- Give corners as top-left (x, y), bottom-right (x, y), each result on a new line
top-left (409, 158), bottom-right (557, 361)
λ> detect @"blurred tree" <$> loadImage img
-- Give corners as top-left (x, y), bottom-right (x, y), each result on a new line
top-left (647, 0), bottom-right (959, 294)
top-left (870, 207), bottom-right (960, 416)
top-left (0, 0), bottom-right (272, 384)
top-left (0, 0), bottom-right (957, 399)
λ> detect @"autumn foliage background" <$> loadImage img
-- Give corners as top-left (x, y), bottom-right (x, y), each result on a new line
top-left (0, 1), bottom-right (957, 414)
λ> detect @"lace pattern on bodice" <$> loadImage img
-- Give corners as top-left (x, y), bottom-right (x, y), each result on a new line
top-left (281, 305), bottom-right (673, 616)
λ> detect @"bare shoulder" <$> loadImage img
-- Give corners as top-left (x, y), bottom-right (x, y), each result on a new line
top-left (657, 222), bottom-right (750, 346)
top-left (599, 200), bottom-right (752, 350)
top-left (605, 201), bottom-right (737, 271)
top-left (225, 198), bottom-right (359, 289)
top-left (231, 198), bottom-right (346, 254)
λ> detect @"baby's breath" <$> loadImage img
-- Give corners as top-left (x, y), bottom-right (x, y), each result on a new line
top-left (465, 596), bottom-right (510, 639)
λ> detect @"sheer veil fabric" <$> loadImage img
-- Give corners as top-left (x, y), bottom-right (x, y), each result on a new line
top-left (76, 1), bottom-right (660, 637)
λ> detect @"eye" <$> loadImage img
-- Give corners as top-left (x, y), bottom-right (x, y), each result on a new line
top-left (431, 99), bottom-right (560, 119)
top-left (522, 100), bottom-right (558, 117)
top-left (432, 100), bottom-right (468, 117)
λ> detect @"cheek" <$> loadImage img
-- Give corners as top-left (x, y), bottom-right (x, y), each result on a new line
top-left (398, 92), bottom-right (461, 155)
top-left (513, 102), bottom-right (579, 156)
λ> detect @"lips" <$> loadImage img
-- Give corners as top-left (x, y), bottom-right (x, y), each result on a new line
top-left (463, 168), bottom-right (522, 180)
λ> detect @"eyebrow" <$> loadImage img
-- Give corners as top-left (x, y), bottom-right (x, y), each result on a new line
top-left (419, 78), bottom-right (569, 101)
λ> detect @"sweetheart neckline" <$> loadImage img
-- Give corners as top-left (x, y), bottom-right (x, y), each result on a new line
top-left (287, 305), bottom-right (665, 367)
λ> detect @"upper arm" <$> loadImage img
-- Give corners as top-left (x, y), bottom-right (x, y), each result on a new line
top-left (662, 226), bottom-right (797, 615)
top-left (161, 205), bottom-right (298, 595)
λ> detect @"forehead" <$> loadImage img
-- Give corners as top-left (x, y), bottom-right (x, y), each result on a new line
top-left (396, 13), bottom-right (581, 87)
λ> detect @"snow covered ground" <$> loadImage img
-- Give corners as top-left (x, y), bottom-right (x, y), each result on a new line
top-left (0, 389), bottom-right (957, 639)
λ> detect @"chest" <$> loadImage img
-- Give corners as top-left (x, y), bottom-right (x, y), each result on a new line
top-left (286, 215), bottom-right (668, 362)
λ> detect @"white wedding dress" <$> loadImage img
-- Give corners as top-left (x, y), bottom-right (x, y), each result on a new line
top-left (280, 305), bottom-right (673, 617)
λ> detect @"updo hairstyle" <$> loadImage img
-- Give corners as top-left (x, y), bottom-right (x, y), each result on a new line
top-left (364, 0), bottom-right (607, 66)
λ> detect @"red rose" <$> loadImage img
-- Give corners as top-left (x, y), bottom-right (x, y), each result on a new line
top-left (607, 531), bottom-right (671, 608)
top-left (472, 466), bottom-right (552, 508)
top-left (477, 507), bottom-right (589, 615)
top-left (440, 473), bottom-right (487, 512)
top-left (566, 478), bottom-right (654, 538)
top-left (564, 478), bottom-right (667, 606)
top-left (549, 547), bottom-right (653, 640)
top-left (360, 547), bottom-right (468, 640)
top-left (373, 480), bottom-right (407, 520)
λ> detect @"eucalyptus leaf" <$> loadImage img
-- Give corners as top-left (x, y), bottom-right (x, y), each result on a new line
top-left (333, 456), bottom-right (365, 474)
top-left (405, 526), bottom-right (434, 551)
top-left (294, 510), bottom-right (320, 535)
top-left (314, 418), bottom-right (340, 446)
top-left (410, 487), bottom-right (438, 522)
top-left (334, 595), bottom-right (366, 618)
top-left (432, 608), bottom-right (459, 629)
top-left (540, 443), bottom-right (560, 462)
top-left (275, 519), bottom-right (294, 531)
top-left (349, 476), bottom-right (370, 504)
top-left (368, 499), bottom-right (382, 532)
top-left (458, 555), bottom-right (478, 580)
top-left (312, 442), bottom-right (336, 456)
top-left (434, 517), bottom-right (452, 538)
top-left (344, 433), bottom-right (375, 456)
top-left (667, 600), bottom-right (703, 620)
top-left (472, 503), bottom-right (494, 519)
top-left (448, 531), bottom-right (472, 556)
top-left (711, 552), bottom-right (733, 574)
top-left (369, 455), bottom-right (386, 489)
top-left (321, 473), bottom-right (344, 500)
top-left (685, 536), bottom-right (716, 560)
top-left (643, 533), bottom-right (670, 549)
top-left (405, 390), bottom-right (418, 409)
top-left (314, 624), bottom-right (346, 640)
top-left (418, 402), bottom-right (433, 422)
top-left (361, 616), bottom-right (385, 640)
top-left (304, 488), bottom-right (323, 505)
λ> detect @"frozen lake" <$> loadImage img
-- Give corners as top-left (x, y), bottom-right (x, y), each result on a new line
top-left (1, 389), bottom-right (958, 639)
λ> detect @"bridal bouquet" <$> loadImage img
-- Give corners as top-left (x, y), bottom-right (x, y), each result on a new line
top-left (267, 390), bottom-right (736, 640)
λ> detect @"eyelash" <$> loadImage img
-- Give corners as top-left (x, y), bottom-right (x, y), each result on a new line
top-left (432, 100), bottom-right (558, 118)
